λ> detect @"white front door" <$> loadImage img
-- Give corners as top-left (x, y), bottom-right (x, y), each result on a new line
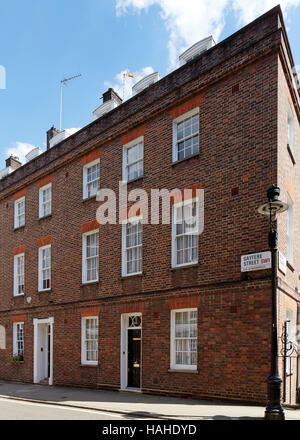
top-left (33, 318), bottom-right (54, 385)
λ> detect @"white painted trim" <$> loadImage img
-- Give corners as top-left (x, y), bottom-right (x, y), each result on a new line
top-left (121, 215), bottom-right (143, 225)
top-left (13, 253), bottom-right (25, 297)
top-left (120, 313), bottom-right (142, 391)
top-left (287, 193), bottom-right (294, 265)
top-left (122, 137), bottom-right (144, 182)
top-left (14, 196), bottom-right (25, 229)
top-left (33, 317), bottom-right (54, 385)
top-left (121, 219), bottom-right (143, 277)
top-left (13, 322), bottom-right (24, 357)
top-left (38, 245), bottom-right (51, 292)
top-left (82, 158), bottom-right (100, 200)
top-left (170, 308), bottom-right (197, 371)
top-left (81, 316), bottom-right (98, 366)
top-left (82, 229), bottom-right (99, 284)
top-left (39, 183), bottom-right (52, 219)
top-left (123, 136), bottom-right (144, 150)
top-left (172, 107), bottom-right (199, 162)
top-left (171, 199), bottom-right (199, 268)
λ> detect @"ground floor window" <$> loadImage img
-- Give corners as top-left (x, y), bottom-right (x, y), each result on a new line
top-left (13, 322), bottom-right (24, 360)
top-left (81, 317), bottom-right (98, 365)
top-left (170, 309), bottom-right (197, 370)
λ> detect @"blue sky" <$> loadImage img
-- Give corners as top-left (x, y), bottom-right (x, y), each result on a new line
top-left (0, 0), bottom-right (299, 167)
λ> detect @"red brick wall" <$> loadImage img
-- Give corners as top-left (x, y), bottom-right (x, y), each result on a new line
top-left (0, 7), bottom-right (298, 404)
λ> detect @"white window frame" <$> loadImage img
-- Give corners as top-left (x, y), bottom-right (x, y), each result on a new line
top-left (286, 309), bottom-right (294, 375)
top-left (13, 322), bottom-right (24, 358)
top-left (14, 253), bottom-right (25, 297)
top-left (82, 230), bottom-right (99, 284)
top-left (38, 245), bottom-right (51, 292)
top-left (14, 196), bottom-right (25, 229)
top-left (81, 316), bottom-right (98, 366)
top-left (122, 136), bottom-right (144, 182)
top-left (287, 103), bottom-right (294, 155)
top-left (122, 216), bottom-right (143, 277)
top-left (83, 158), bottom-right (100, 200)
top-left (39, 183), bottom-right (52, 218)
top-left (287, 194), bottom-right (294, 265)
top-left (172, 108), bottom-right (199, 163)
top-left (170, 308), bottom-right (197, 371)
top-left (171, 198), bottom-right (199, 268)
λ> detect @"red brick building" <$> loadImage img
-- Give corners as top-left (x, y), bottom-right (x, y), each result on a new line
top-left (0, 6), bottom-right (299, 405)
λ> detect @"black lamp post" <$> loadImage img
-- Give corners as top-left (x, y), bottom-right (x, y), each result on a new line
top-left (258, 185), bottom-right (288, 420)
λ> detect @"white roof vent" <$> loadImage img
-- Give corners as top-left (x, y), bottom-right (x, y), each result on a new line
top-left (179, 36), bottom-right (215, 66)
top-left (93, 88), bottom-right (122, 121)
top-left (0, 167), bottom-right (12, 180)
top-left (25, 147), bottom-right (44, 162)
top-left (49, 128), bottom-right (80, 149)
top-left (132, 72), bottom-right (161, 96)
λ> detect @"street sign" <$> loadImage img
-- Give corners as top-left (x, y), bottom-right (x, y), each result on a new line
top-left (241, 251), bottom-right (271, 272)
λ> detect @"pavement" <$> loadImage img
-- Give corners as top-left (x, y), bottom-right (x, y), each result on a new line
top-left (0, 381), bottom-right (300, 420)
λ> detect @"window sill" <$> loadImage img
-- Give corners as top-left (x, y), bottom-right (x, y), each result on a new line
top-left (81, 281), bottom-right (99, 287)
top-left (287, 144), bottom-right (296, 165)
top-left (170, 263), bottom-right (199, 271)
top-left (38, 214), bottom-right (52, 221)
top-left (38, 289), bottom-right (52, 293)
top-left (12, 294), bottom-right (25, 298)
top-left (121, 272), bottom-right (144, 280)
top-left (80, 364), bottom-right (98, 368)
top-left (82, 195), bottom-right (97, 203)
top-left (287, 261), bottom-right (295, 272)
top-left (14, 225), bottom-right (25, 232)
top-left (171, 153), bottom-right (200, 167)
top-left (121, 176), bottom-right (144, 185)
top-left (168, 369), bottom-right (198, 374)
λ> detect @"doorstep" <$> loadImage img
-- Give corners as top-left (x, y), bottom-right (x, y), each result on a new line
top-left (119, 387), bottom-right (142, 393)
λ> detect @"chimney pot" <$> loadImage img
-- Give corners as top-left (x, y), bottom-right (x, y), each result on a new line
top-left (102, 88), bottom-right (122, 105)
top-left (47, 126), bottom-right (60, 150)
top-left (5, 155), bottom-right (22, 170)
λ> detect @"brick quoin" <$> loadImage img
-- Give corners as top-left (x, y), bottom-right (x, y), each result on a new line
top-left (0, 6), bottom-right (299, 405)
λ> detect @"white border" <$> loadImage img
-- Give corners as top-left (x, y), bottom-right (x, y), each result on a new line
top-left (170, 308), bottom-right (197, 371)
top-left (172, 107), bottom-right (199, 162)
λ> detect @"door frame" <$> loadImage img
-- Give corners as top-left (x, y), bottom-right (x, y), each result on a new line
top-left (33, 317), bottom-right (54, 385)
top-left (120, 313), bottom-right (142, 390)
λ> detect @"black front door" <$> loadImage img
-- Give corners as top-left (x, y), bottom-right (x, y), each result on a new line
top-left (127, 329), bottom-right (141, 388)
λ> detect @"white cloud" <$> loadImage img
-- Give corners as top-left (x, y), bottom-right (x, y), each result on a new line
top-left (115, 0), bottom-right (300, 69)
top-left (6, 142), bottom-right (39, 165)
top-left (232, 0), bottom-right (300, 25)
top-left (104, 66), bottom-right (155, 101)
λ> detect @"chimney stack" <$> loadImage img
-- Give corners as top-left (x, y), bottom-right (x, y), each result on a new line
top-left (6, 155), bottom-right (22, 171)
top-left (47, 126), bottom-right (60, 150)
top-left (102, 88), bottom-right (122, 105)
